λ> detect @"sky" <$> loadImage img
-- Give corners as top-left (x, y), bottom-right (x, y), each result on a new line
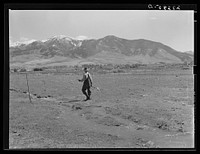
top-left (9, 10), bottom-right (194, 52)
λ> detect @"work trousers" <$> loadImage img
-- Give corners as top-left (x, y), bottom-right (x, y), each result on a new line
top-left (82, 84), bottom-right (91, 99)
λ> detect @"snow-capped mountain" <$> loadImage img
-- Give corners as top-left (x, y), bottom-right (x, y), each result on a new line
top-left (10, 35), bottom-right (89, 47)
top-left (9, 35), bottom-right (193, 65)
top-left (10, 39), bottom-right (37, 47)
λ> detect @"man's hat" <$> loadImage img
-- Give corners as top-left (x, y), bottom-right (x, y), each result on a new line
top-left (83, 67), bottom-right (88, 71)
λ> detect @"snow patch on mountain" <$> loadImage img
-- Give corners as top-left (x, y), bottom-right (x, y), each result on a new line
top-left (10, 35), bottom-right (93, 47)
top-left (10, 39), bottom-right (36, 47)
top-left (41, 39), bottom-right (47, 42)
top-left (77, 41), bottom-right (82, 47)
top-left (70, 42), bottom-right (77, 46)
top-left (48, 35), bottom-right (72, 41)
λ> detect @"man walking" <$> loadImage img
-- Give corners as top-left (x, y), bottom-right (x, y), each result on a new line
top-left (78, 67), bottom-right (93, 101)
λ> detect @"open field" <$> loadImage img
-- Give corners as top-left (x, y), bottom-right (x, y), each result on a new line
top-left (9, 67), bottom-right (194, 148)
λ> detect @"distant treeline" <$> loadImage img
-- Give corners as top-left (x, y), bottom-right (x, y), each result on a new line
top-left (10, 62), bottom-right (193, 73)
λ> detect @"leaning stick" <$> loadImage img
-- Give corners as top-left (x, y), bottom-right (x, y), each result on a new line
top-left (25, 73), bottom-right (32, 103)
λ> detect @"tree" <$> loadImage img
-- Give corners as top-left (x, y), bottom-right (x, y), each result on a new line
top-left (33, 68), bottom-right (43, 71)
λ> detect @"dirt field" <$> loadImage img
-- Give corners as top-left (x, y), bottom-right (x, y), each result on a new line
top-left (9, 68), bottom-right (194, 149)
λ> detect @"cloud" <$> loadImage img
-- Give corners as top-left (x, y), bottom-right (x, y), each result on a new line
top-left (74, 35), bottom-right (93, 40)
top-left (20, 37), bottom-right (29, 41)
top-left (9, 39), bottom-right (15, 46)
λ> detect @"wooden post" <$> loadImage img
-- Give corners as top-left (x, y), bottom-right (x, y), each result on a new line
top-left (42, 79), bottom-right (46, 95)
top-left (25, 73), bottom-right (32, 103)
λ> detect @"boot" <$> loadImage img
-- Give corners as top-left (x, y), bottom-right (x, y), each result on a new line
top-left (83, 96), bottom-right (91, 101)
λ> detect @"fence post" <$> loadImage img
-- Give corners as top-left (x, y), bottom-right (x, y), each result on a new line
top-left (25, 73), bottom-right (32, 103)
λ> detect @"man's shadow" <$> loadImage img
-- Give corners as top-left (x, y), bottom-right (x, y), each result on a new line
top-left (66, 99), bottom-right (82, 103)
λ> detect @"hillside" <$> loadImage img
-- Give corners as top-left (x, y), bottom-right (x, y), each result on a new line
top-left (9, 35), bottom-right (193, 68)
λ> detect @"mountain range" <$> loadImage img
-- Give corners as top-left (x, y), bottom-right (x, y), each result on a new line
top-left (9, 35), bottom-right (193, 68)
